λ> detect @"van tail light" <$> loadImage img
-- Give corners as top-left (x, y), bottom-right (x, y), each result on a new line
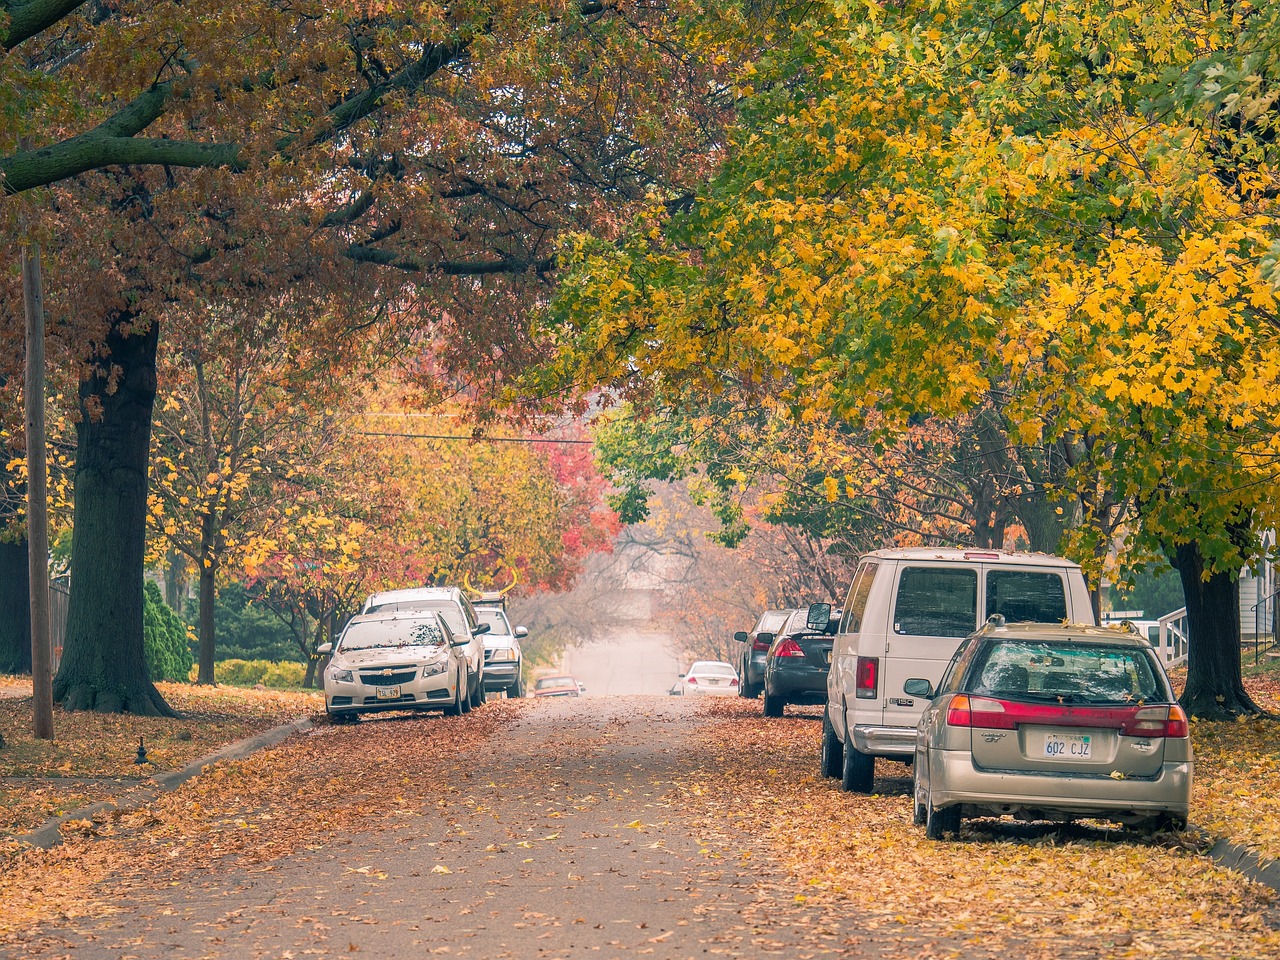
top-left (775, 639), bottom-right (804, 658)
top-left (855, 656), bottom-right (879, 699)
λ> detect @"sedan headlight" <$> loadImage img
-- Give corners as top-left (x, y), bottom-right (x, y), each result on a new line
top-left (329, 668), bottom-right (355, 683)
top-left (420, 658), bottom-right (449, 678)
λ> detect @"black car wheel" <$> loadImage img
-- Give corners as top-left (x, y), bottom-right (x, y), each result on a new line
top-left (474, 679), bottom-right (487, 708)
top-left (841, 741), bottom-right (875, 794)
top-left (510, 674), bottom-right (526, 698)
top-left (762, 689), bottom-right (785, 717)
top-left (820, 711), bottom-right (843, 779)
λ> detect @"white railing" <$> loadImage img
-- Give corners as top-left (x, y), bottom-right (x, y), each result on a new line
top-left (1156, 607), bottom-right (1189, 666)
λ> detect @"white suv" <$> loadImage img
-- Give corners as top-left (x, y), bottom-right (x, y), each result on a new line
top-left (362, 587), bottom-right (490, 709)
top-left (822, 548), bottom-right (1094, 793)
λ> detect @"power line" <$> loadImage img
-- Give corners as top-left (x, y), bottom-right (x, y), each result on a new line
top-left (354, 431), bottom-right (593, 445)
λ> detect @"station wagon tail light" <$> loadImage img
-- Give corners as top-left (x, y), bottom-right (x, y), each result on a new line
top-left (775, 639), bottom-right (805, 658)
top-left (946, 696), bottom-right (1189, 738)
top-left (855, 657), bottom-right (878, 699)
top-left (1121, 705), bottom-right (1189, 739)
top-left (752, 637), bottom-right (772, 652)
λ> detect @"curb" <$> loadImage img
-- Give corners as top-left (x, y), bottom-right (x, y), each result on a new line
top-left (17, 716), bottom-right (315, 850)
top-left (1204, 830), bottom-right (1280, 893)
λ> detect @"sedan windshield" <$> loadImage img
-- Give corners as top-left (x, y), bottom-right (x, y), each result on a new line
top-left (968, 641), bottom-right (1166, 704)
top-left (339, 619), bottom-right (448, 652)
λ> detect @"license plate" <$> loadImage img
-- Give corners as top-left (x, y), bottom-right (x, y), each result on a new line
top-left (375, 685), bottom-right (402, 700)
top-left (1044, 733), bottom-right (1091, 759)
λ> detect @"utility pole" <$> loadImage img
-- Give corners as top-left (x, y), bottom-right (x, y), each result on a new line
top-left (22, 235), bottom-right (54, 740)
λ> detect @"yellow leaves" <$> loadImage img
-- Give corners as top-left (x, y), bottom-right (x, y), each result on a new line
top-left (823, 476), bottom-right (840, 503)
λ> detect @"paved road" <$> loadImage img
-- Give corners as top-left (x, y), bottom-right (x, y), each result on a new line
top-left (7, 698), bottom-right (921, 960)
top-left (560, 628), bottom-right (684, 697)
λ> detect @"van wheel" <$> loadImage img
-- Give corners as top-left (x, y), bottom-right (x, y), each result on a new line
top-left (762, 691), bottom-right (784, 717)
top-left (820, 712), bottom-right (843, 779)
top-left (841, 743), bottom-right (875, 793)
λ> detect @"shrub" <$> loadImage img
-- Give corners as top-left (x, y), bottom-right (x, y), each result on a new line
top-left (143, 582), bottom-right (195, 682)
top-left (208, 658), bottom-right (307, 689)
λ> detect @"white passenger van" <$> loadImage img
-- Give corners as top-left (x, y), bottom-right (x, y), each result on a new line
top-left (821, 548), bottom-right (1094, 792)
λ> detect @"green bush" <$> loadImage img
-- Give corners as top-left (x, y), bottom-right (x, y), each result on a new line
top-left (143, 581), bottom-right (195, 682)
top-left (211, 658), bottom-right (307, 689)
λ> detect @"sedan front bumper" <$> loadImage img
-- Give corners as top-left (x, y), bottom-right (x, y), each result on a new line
top-left (326, 666), bottom-right (455, 714)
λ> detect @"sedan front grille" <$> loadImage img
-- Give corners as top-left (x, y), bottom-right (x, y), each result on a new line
top-left (359, 669), bottom-right (417, 686)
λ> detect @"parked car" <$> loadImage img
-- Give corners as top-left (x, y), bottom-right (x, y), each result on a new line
top-left (362, 587), bottom-right (490, 709)
top-left (910, 620), bottom-right (1192, 839)
top-left (734, 609), bottom-right (796, 698)
top-left (474, 594), bottom-right (528, 698)
top-left (674, 660), bottom-right (740, 696)
top-left (822, 548), bottom-right (1095, 793)
top-left (319, 611), bottom-right (471, 721)
top-left (761, 605), bottom-right (838, 717)
top-left (532, 675), bottom-right (581, 697)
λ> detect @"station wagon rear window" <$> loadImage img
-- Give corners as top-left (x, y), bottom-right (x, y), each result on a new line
top-left (967, 641), bottom-right (1166, 704)
top-left (985, 570), bottom-right (1068, 623)
top-left (893, 567), bottom-right (977, 638)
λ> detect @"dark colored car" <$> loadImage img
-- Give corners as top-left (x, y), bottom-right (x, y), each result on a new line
top-left (762, 605), bottom-right (839, 717)
top-left (532, 675), bottom-right (581, 698)
top-left (734, 608), bottom-right (795, 698)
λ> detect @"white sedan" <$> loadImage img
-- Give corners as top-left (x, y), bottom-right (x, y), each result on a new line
top-left (674, 660), bottom-right (740, 696)
top-left (320, 611), bottom-right (471, 721)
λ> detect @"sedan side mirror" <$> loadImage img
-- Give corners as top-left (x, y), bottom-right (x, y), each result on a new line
top-left (903, 678), bottom-right (934, 698)
top-left (733, 631), bottom-right (749, 643)
top-left (473, 622), bottom-right (491, 635)
top-left (317, 642), bottom-right (333, 655)
top-left (806, 602), bottom-right (832, 632)
top-left (452, 637), bottom-right (470, 647)
top-left (515, 626), bottom-right (529, 638)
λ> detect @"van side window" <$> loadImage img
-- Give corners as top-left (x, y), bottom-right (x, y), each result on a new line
top-left (893, 567), bottom-right (977, 638)
top-left (985, 571), bottom-right (1068, 623)
top-left (839, 562), bottom-right (878, 634)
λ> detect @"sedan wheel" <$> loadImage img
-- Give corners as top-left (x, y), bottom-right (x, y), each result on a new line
top-left (841, 741), bottom-right (875, 794)
top-left (820, 712), bottom-right (843, 779)
top-left (762, 690), bottom-right (784, 718)
top-left (444, 671), bottom-right (465, 717)
top-left (459, 668), bottom-right (473, 714)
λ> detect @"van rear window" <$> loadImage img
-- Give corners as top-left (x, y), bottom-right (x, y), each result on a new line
top-left (893, 567), bottom-right (977, 638)
top-left (985, 571), bottom-right (1068, 623)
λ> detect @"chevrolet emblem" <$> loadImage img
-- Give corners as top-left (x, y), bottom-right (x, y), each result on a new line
top-left (381, 669), bottom-right (393, 676)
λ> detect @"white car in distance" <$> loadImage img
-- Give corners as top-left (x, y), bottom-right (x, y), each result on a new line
top-left (675, 660), bottom-right (740, 696)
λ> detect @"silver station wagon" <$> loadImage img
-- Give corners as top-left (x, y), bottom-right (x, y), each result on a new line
top-left (910, 620), bottom-right (1193, 839)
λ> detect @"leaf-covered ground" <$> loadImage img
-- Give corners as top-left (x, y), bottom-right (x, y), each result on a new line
top-left (0, 700), bottom-right (515, 942)
top-left (688, 699), bottom-right (1280, 959)
top-left (0, 679), bottom-right (321, 834)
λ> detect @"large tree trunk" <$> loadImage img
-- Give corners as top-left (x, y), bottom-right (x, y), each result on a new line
top-left (54, 317), bottom-right (174, 716)
top-left (1174, 537), bottom-right (1262, 719)
top-left (0, 539), bottom-right (33, 674)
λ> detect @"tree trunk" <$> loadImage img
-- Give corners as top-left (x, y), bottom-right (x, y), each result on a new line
top-left (0, 539), bottom-right (33, 674)
top-left (54, 317), bottom-right (174, 716)
top-left (164, 548), bottom-right (187, 610)
top-left (196, 550), bottom-right (218, 684)
top-left (1174, 538), bottom-right (1262, 718)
